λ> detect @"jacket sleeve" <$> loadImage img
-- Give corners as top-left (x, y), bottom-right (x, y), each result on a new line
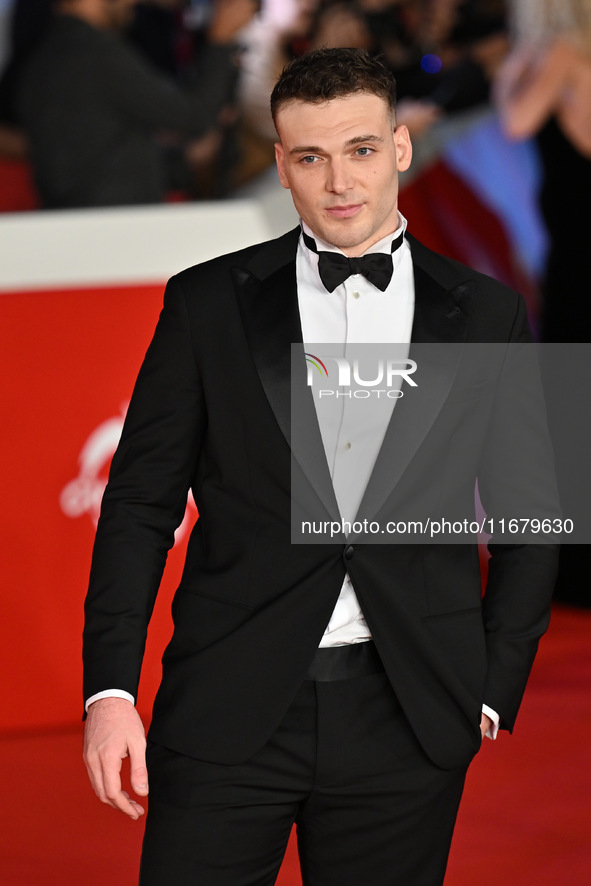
top-left (83, 274), bottom-right (204, 705)
top-left (105, 39), bottom-right (237, 137)
top-left (478, 293), bottom-right (560, 730)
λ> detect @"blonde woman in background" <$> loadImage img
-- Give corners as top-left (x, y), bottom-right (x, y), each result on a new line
top-left (496, 0), bottom-right (591, 609)
top-left (495, 0), bottom-right (591, 342)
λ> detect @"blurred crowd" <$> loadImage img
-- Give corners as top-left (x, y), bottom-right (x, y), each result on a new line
top-left (0, 0), bottom-right (590, 345)
top-left (0, 0), bottom-right (510, 208)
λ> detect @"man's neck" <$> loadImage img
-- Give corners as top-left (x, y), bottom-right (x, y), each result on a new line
top-left (301, 215), bottom-right (406, 256)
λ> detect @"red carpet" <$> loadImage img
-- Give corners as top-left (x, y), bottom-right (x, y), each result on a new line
top-left (1, 604), bottom-right (589, 885)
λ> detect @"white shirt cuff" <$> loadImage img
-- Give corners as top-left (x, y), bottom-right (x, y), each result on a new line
top-left (85, 689), bottom-right (135, 712)
top-left (482, 704), bottom-right (500, 740)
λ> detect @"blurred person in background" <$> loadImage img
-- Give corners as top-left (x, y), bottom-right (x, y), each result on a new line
top-left (236, 0), bottom-right (508, 188)
top-left (308, 0), bottom-right (372, 52)
top-left (236, 0), bottom-right (440, 187)
top-left (235, 0), bottom-right (318, 185)
top-left (310, 2), bottom-right (441, 139)
top-left (0, 0), bottom-right (13, 155)
top-left (14, 0), bottom-right (257, 207)
top-left (125, 0), bottom-right (251, 197)
top-left (495, 0), bottom-right (591, 342)
top-left (363, 0), bottom-right (509, 115)
top-left (495, 0), bottom-right (591, 609)
top-left (0, 0), bottom-right (54, 161)
top-left (308, 1), bottom-right (442, 137)
top-left (0, 0), bottom-right (11, 70)
top-left (125, 0), bottom-right (183, 79)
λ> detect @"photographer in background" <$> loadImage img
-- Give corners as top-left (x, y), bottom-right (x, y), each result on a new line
top-left (15, 0), bottom-right (257, 207)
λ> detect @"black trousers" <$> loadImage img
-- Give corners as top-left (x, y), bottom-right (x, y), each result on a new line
top-left (140, 649), bottom-right (470, 886)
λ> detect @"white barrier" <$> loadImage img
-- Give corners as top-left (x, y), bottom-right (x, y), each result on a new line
top-left (0, 183), bottom-right (298, 292)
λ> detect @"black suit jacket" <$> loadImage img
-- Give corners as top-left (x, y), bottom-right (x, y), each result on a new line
top-left (83, 228), bottom-right (559, 771)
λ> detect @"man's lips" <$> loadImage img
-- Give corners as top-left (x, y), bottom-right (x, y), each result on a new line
top-left (325, 204), bottom-right (364, 219)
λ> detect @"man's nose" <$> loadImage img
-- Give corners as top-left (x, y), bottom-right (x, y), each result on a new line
top-left (326, 159), bottom-right (353, 194)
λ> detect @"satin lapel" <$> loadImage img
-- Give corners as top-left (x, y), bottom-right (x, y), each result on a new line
top-left (233, 229), bottom-right (340, 522)
top-left (352, 245), bottom-right (471, 532)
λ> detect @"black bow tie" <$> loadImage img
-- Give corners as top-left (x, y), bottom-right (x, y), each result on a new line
top-left (303, 231), bottom-right (403, 293)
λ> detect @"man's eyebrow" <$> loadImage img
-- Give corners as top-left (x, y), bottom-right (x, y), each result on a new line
top-left (345, 134), bottom-right (384, 147)
top-left (288, 135), bottom-right (384, 155)
top-left (289, 145), bottom-right (323, 155)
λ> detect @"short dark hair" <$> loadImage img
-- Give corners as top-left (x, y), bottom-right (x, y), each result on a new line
top-left (270, 48), bottom-right (397, 127)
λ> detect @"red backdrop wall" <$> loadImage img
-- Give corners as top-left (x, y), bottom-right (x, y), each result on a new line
top-left (0, 283), bottom-right (193, 732)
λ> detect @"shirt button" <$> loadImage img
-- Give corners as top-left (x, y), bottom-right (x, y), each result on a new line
top-left (344, 441), bottom-right (351, 451)
top-left (345, 545), bottom-right (355, 560)
top-left (352, 291), bottom-right (360, 300)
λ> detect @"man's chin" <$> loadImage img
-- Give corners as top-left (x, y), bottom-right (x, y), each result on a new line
top-left (315, 219), bottom-right (372, 252)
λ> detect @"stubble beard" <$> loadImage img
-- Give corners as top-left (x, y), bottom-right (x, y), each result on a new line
top-left (321, 212), bottom-right (396, 255)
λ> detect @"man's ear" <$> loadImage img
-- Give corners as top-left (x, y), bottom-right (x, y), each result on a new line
top-left (393, 125), bottom-right (412, 173)
top-left (275, 142), bottom-right (290, 190)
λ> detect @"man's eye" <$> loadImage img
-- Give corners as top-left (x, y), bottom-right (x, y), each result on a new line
top-left (300, 155), bottom-right (317, 164)
top-left (355, 147), bottom-right (374, 157)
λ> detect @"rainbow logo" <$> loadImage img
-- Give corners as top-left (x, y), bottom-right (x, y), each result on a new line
top-left (305, 353), bottom-right (329, 378)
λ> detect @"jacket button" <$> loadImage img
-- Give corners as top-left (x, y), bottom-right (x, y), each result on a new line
top-left (345, 545), bottom-right (355, 561)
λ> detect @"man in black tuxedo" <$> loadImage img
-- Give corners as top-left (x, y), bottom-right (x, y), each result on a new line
top-left (83, 48), bottom-right (559, 885)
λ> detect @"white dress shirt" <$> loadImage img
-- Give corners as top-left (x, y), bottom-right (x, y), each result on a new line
top-left (297, 214), bottom-right (413, 647)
